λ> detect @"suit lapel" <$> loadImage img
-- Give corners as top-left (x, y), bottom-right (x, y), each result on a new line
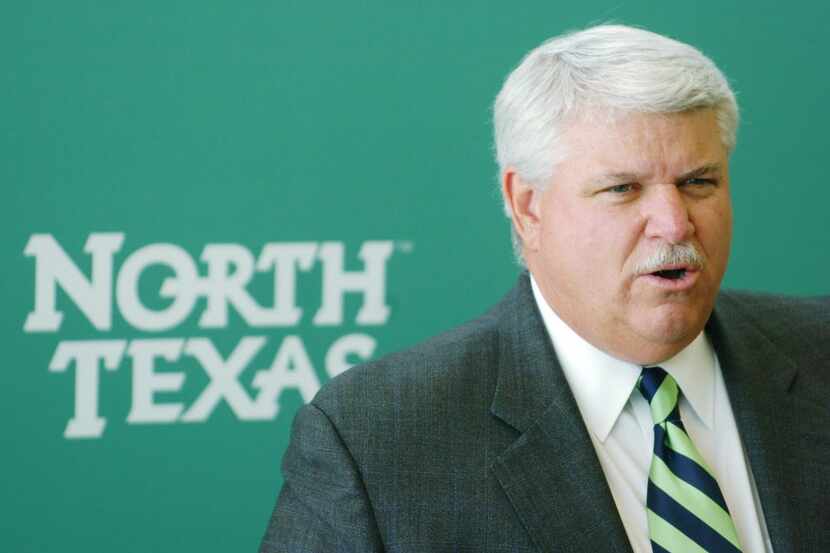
top-left (706, 296), bottom-right (802, 553)
top-left (489, 274), bottom-right (631, 553)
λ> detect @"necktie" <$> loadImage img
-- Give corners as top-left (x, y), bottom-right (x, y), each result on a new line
top-left (638, 366), bottom-right (742, 553)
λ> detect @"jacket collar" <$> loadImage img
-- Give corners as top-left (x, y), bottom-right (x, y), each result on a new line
top-left (489, 273), bottom-right (632, 552)
top-left (489, 271), bottom-right (572, 434)
top-left (705, 294), bottom-right (801, 553)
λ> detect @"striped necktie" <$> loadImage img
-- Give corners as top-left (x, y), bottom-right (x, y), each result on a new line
top-left (638, 366), bottom-right (742, 553)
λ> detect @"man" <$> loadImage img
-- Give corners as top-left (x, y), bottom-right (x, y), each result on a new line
top-left (260, 25), bottom-right (829, 552)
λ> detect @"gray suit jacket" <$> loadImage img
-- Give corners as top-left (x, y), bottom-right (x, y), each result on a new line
top-left (260, 273), bottom-right (830, 552)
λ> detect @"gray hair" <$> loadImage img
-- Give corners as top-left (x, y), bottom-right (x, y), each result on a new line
top-left (493, 24), bottom-right (739, 262)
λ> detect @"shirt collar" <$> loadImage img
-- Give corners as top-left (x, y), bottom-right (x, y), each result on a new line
top-left (652, 332), bottom-right (715, 430)
top-left (530, 275), bottom-right (716, 442)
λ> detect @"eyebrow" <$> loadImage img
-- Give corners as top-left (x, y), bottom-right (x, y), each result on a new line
top-left (593, 163), bottom-right (723, 184)
top-left (677, 163), bottom-right (722, 181)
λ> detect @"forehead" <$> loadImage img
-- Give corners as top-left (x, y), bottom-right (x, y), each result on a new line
top-left (559, 109), bottom-right (727, 178)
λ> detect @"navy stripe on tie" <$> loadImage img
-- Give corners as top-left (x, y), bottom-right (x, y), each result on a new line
top-left (651, 541), bottom-right (671, 553)
top-left (654, 425), bottom-right (730, 512)
top-left (639, 367), bottom-right (667, 403)
top-left (665, 404), bottom-right (682, 426)
top-left (648, 482), bottom-right (741, 553)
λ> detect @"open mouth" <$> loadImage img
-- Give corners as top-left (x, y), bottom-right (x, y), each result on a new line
top-left (651, 268), bottom-right (687, 280)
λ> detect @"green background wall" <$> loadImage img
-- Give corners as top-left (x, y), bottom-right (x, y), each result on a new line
top-left (3, 1), bottom-right (828, 551)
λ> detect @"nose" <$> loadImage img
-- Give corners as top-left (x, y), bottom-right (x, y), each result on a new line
top-left (642, 185), bottom-right (694, 243)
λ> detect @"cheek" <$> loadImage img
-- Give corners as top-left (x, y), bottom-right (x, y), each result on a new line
top-left (539, 205), bottom-right (594, 274)
top-left (696, 200), bottom-right (733, 261)
top-left (589, 212), bottom-right (643, 267)
top-left (544, 208), bottom-right (636, 278)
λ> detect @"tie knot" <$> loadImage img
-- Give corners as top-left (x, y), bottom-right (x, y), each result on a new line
top-left (638, 366), bottom-right (681, 425)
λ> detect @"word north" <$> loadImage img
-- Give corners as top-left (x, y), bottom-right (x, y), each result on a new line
top-left (24, 233), bottom-right (395, 332)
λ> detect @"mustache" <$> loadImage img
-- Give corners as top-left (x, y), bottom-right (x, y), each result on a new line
top-left (633, 243), bottom-right (705, 275)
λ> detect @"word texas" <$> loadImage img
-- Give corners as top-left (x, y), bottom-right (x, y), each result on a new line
top-left (24, 233), bottom-right (400, 439)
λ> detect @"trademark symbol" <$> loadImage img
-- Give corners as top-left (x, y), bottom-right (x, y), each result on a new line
top-left (396, 241), bottom-right (414, 254)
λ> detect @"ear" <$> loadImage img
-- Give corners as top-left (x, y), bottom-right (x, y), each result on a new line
top-left (502, 169), bottom-right (543, 252)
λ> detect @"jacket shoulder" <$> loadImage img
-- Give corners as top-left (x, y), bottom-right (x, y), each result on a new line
top-left (715, 289), bottom-right (830, 367)
top-left (717, 289), bottom-right (829, 333)
top-left (312, 304), bottom-right (503, 418)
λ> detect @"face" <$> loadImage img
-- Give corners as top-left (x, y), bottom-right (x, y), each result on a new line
top-left (515, 109), bottom-right (732, 364)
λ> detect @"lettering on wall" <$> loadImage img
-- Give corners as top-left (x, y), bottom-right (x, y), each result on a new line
top-left (24, 233), bottom-right (406, 439)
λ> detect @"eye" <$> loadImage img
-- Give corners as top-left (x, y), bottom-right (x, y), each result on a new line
top-left (681, 177), bottom-right (717, 187)
top-left (607, 183), bottom-right (635, 194)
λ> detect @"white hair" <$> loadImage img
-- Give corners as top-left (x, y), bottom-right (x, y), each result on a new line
top-left (493, 24), bottom-right (739, 262)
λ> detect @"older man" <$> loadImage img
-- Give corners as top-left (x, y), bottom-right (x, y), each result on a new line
top-left (260, 25), bottom-right (829, 553)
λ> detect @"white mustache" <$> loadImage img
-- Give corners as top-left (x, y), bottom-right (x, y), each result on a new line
top-left (633, 243), bottom-right (705, 275)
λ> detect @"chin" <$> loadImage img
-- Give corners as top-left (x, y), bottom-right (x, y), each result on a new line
top-left (636, 305), bottom-right (706, 349)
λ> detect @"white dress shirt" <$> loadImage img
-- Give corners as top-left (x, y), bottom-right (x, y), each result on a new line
top-left (530, 275), bottom-right (774, 553)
